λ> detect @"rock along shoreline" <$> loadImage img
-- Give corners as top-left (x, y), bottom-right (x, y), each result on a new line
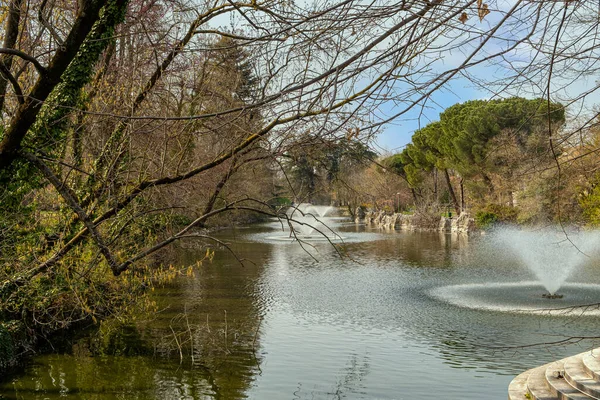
top-left (355, 209), bottom-right (475, 234)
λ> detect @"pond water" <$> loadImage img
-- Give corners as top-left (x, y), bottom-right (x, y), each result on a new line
top-left (2, 219), bottom-right (600, 399)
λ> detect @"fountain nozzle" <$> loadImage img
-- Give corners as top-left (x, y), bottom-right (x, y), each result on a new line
top-left (542, 292), bottom-right (564, 299)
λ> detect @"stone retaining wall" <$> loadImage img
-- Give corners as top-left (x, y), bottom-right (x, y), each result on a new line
top-left (356, 209), bottom-right (475, 233)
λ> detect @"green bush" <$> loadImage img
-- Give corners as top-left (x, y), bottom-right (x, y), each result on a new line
top-left (579, 185), bottom-right (600, 226)
top-left (475, 204), bottom-right (519, 228)
top-left (475, 211), bottom-right (498, 228)
top-left (270, 197), bottom-right (291, 206)
top-left (486, 204), bottom-right (519, 221)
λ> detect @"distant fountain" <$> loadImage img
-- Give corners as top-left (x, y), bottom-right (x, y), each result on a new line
top-left (266, 203), bottom-right (346, 242)
top-left (306, 205), bottom-right (334, 218)
top-left (495, 228), bottom-right (600, 296)
top-left (287, 203), bottom-right (333, 238)
top-left (290, 212), bottom-right (317, 237)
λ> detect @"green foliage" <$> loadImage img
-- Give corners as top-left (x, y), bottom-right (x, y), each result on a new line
top-left (33, 1), bottom-right (127, 151)
top-left (396, 122), bottom-right (448, 188)
top-left (486, 204), bottom-right (519, 221)
top-left (284, 138), bottom-right (375, 202)
top-left (170, 214), bottom-right (194, 227)
top-left (211, 37), bottom-right (260, 102)
top-left (381, 147), bottom-right (426, 188)
top-left (385, 97), bottom-right (566, 214)
top-left (97, 323), bottom-right (153, 356)
top-left (325, 141), bottom-right (375, 183)
top-left (381, 153), bottom-right (405, 175)
top-left (474, 211), bottom-right (498, 228)
top-left (270, 197), bottom-right (292, 206)
top-left (474, 204), bottom-right (519, 228)
top-left (579, 184), bottom-right (600, 226)
top-left (0, 1), bottom-right (129, 235)
top-left (437, 97), bottom-right (564, 177)
top-left (410, 122), bottom-right (445, 170)
top-left (289, 153), bottom-right (318, 197)
top-left (393, 97), bottom-right (565, 181)
top-left (0, 249), bottom-right (158, 337)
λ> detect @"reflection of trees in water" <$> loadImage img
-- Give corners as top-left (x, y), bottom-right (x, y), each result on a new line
top-left (330, 354), bottom-right (371, 399)
top-left (292, 353), bottom-right (371, 400)
top-left (354, 231), bottom-right (472, 267)
top-left (0, 354), bottom-right (221, 400)
top-left (0, 241), bottom-right (268, 399)
top-left (144, 242), bottom-right (269, 398)
top-left (146, 310), bottom-right (263, 398)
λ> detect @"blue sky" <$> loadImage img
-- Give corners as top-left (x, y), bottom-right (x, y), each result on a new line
top-left (373, 78), bottom-right (482, 154)
top-left (204, 0), bottom-right (600, 156)
top-left (371, 0), bottom-right (600, 155)
top-left (372, 60), bottom-right (600, 155)
top-left (370, 1), bottom-right (521, 154)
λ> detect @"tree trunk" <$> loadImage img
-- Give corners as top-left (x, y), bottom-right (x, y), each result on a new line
top-left (460, 177), bottom-right (465, 212)
top-left (347, 204), bottom-right (355, 219)
top-left (482, 172), bottom-right (494, 194)
top-left (0, 0), bottom-right (23, 112)
top-left (410, 187), bottom-right (418, 204)
top-left (0, 0), bottom-right (113, 169)
top-left (443, 169), bottom-right (461, 215)
top-left (433, 168), bottom-right (438, 201)
top-left (197, 164), bottom-right (236, 228)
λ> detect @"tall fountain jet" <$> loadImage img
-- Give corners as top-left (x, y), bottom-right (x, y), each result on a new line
top-left (496, 228), bottom-right (600, 296)
top-left (429, 227), bottom-right (600, 315)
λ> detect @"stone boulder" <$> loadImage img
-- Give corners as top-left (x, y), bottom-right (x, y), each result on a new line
top-left (451, 212), bottom-right (475, 233)
top-left (355, 207), bottom-right (366, 222)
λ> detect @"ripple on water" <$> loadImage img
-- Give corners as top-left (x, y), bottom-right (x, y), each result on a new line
top-left (247, 230), bottom-right (388, 244)
top-left (429, 282), bottom-right (600, 315)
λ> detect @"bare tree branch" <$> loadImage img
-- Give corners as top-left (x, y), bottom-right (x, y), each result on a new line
top-left (0, 48), bottom-right (47, 75)
top-left (21, 152), bottom-right (119, 273)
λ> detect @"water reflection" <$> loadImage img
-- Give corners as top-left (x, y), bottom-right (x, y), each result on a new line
top-left (0, 237), bottom-right (269, 400)
top-left (147, 240), bottom-right (270, 398)
top-left (290, 353), bottom-right (371, 400)
top-left (2, 225), bottom-right (600, 399)
top-left (0, 354), bottom-right (217, 399)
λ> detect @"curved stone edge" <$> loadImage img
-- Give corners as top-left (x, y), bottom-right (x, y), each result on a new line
top-left (582, 352), bottom-right (600, 382)
top-left (545, 360), bottom-right (590, 399)
top-left (527, 364), bottom-right (557, 400)
top-left (508, 368), bottom-right (531, 400)
top-left (509, 349), bottom-right (600, 400)
top-left (564, 355), bottom-right (600, 398)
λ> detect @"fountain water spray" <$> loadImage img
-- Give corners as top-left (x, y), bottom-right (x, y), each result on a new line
top-left (495, 228), bottom-right (600, 295)
top-left (288, 204), bottom-right (334, 234)
top-left (307, 205), bottom-right (334, 218)
top-left (281, 203), bottom-right (341, 239)
top-left (430, 227), bottom-right (600, 313)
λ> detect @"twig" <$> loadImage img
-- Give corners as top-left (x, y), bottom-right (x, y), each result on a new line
top-left (170, 323), bottom-right (183, 364)
top-left (223, 310), bottom-right (228, 354)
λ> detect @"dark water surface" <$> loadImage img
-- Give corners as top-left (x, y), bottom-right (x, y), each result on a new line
top-left (2, 221), bottom-right (600, 399)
